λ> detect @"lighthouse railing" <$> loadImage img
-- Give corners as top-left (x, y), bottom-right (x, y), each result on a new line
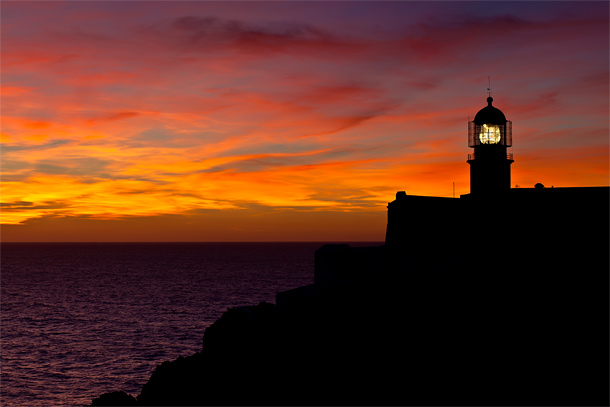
top-left (467, 152), bottom-right (513, 160)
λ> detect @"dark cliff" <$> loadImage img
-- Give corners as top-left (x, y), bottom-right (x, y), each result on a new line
top-left (92, 187), bottom-right (609, 406)
top-left (92, 266), bottom-right (608, 405)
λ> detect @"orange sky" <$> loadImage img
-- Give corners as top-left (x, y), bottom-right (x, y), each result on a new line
top-left (1, 1), bottom-right (608, 242)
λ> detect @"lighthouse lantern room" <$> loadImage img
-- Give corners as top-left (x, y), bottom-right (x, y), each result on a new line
top-left (467, 96), bottom-right (513, 195)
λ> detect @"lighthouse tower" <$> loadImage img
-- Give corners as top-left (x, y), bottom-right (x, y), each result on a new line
top-left (467, 97), bottom-right (513, 195)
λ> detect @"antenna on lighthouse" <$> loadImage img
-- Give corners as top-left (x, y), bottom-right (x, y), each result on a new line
top-left (487, 76), bottom-right (492, 97)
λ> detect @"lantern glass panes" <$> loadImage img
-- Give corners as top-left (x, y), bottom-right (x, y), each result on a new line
top-left (479, 124), bottom-right (501, 144)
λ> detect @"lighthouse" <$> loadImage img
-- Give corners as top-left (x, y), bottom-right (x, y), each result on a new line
top-left (467, 96), bottom-right (513, 195)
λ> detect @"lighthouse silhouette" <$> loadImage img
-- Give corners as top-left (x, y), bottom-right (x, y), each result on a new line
top-left (467, 96), bottom-right (514, 195)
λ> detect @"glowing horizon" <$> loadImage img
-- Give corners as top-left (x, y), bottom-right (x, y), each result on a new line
top-left (2, 1), bottom-right (608, 242)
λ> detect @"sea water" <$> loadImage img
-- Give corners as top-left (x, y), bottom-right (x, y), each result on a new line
top-left (0, 242), bottom-right (378, 407)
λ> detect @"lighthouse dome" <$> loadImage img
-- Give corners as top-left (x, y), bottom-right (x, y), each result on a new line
top-left (473, 97), bottom-right (507, 125)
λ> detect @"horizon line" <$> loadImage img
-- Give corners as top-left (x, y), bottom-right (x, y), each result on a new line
top-left (0, 240), bottom-right (386, 244)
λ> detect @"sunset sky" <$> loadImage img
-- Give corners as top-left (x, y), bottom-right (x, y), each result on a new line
top-left (2, 1), bottom-right (608, 242)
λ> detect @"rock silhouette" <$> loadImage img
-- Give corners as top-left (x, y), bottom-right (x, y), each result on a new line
top-left (91, 391), bottom-right (137, 406)
top-left (91, 239), bottom-right (609, 406)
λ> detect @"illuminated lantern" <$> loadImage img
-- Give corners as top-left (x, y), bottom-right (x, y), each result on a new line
top-left (467, 96), bottom-right (513, 195)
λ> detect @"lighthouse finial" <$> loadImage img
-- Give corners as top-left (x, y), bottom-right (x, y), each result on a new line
top-left (487, 76), bottom-right (491, 97)
top-left (486, 76), bottom-right (493, 105)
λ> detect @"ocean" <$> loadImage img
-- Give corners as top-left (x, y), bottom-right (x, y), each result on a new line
top-left (0, 242), bottom-right (381, 407)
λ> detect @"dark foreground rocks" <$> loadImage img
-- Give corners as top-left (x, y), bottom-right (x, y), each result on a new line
top-left (90, 264), bottom-right (608, 406)
top-left (91, 391), bottom-right (137, 406)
